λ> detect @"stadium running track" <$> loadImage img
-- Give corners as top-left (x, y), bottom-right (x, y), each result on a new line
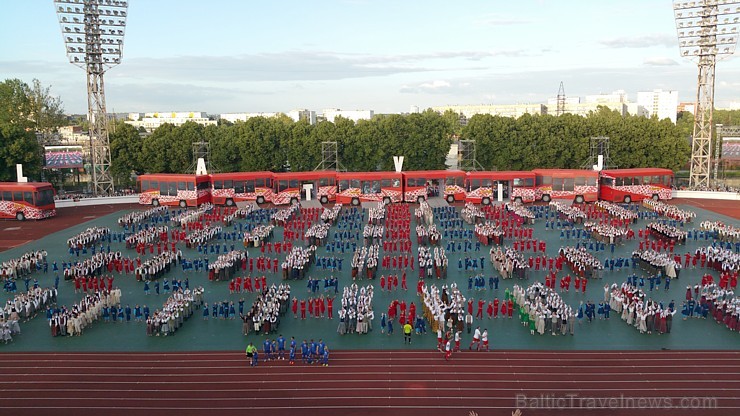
top-left (0, 350), bottom-right (738, 416)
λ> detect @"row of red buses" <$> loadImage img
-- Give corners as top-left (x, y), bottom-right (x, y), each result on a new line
top-left (0, 182), bottom-right (56, 220)
top-left (136, 168), bottom-right (674, 207)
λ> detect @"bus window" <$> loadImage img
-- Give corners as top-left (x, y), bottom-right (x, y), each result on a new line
top-left (339, 180), bottom-right (349, 191)
top-left (13, 191), bottom-right (22, 201)
top-left (643, 176), bottom-right (651, 185)
top-left (256, 178), bottom-right (265, 188)
top-left (392, 178), bottom-right (400, 187)
top-left (168, 182), bottom-right (178, 196)
top-left (329, 177), bottom-right (335, 186)
top-left (552, 178), bottom-right (564, 191)
top-left (223, 180), bottom-right (232, 189)
top-left (482, 179), bottom-right (492, 187)
top-left (36, 189), bottom-right (54, 206)
top-left (587, 177), bottom-right (597, 187)
top-left (150, 181), bottom-right (158, 191)
top-left (2, 191), bottom-right (10, 201)
top-left (213, 180), bottom-right (223, 190)
top-left (664, 176), bottom-right (673, 187)
top-left (513, 178), bottom-right (523, 187)
top-left (564, 178), bottom-right (575, 191)
top-left (615, 177), bottom-right (624, 186)
top-left (536, 176), bottom-right (552, 186)
top-left (197, 181), bottom-right (210, 191)
top-left (372, 180), bottom-right (381, 193)
top-left (525, 178), bottom-right (534, 187)
top-left (350, 179), bottom-right (360, 189)
top-left (278, 180), bottom-right (288, 192)
top-left (381, 179), bottom-right (391, 187)
top-left (651, 176), bottom-right (660, 184)
top-left (141, 180), bottom-right (149, 191)
top-left (23, 191), bottom-right (34, 205)
top-left (601, 177), bottom-right (614, 186)
top-left (244, 180), bottom-right (255, 193)
top-left (234, 181), bottom-right (245, 193)
top-left (319, 177), bottom-right (329, 186)
top-left (471, 179), bottom-right (480, 189)
top-left (187, 182), bottom-right (195, 191)
top-left (575, 177), bottom-right (586, 186)
top-left (289, 180), bottom-right (300, 189)
top-left (417, 178), bottom-right (426, 187)
top-left (633, 177), bottom-right (642, 185)
top-left (159, 182), bottom-right (168, 196)
top-left (177, 181), bottom-right (186, 191)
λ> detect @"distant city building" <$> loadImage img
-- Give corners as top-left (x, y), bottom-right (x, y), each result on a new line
top-left (584, 90), bottom-right (628, 104)
top-left (546, 102), bottom-right (628, 117)
top-left (409, 105), bottom-right (420, 114)
top-left (546, 96), bottom-right (581, 105)
top-left (677, 102), bottom-right (695, 115)
top-left (219, 109), bottom-right (317, 125)
top-left (125, 111), bottom-right (216, 132)
top-left (636, 89), bottom-right (679, 124)
top-left (430, 104), bottom-right (546, 119)
top-left (321, 109), bottom-right (374, 123)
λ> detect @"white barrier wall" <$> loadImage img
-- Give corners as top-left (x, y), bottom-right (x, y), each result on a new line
top-left (55, 195), bottom-right (139, 208)
top-left (672, 190), bottom-right (740, 201)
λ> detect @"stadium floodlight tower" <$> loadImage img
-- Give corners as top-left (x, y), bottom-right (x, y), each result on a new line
top-left (54, 0), bottom-right (129, 196)
top-left (673, 0), bottom-right (740, 188)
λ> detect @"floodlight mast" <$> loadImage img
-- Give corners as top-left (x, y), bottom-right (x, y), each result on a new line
top-left (55, 0), bottom-right (129, 196)
top-left (673, 0), bottom-right (740, 188)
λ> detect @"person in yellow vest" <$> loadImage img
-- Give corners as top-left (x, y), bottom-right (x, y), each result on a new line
top-left (403, 322), bottom-right (413, 344)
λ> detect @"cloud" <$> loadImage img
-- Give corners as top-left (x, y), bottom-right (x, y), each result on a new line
top-left (400, 79), bottom-right (473, 95)
top-left (600, 34), bottom-right (676, 49)
top-left (643, 57), bottom-right (679, 66)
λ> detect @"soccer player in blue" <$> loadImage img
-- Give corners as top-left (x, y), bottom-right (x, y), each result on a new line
top-left (276, 335), bottom-right (286, 360)
top-left (251, 350), bottom-right (259, 367)
top-left (263, 338), bottom-right (273, 361)
top-left (289, 345), bottom-right (296, 365)
top-left (301, 340), bottom-right (310, 364)
top-left (321, 347), bottom-right (330, 367)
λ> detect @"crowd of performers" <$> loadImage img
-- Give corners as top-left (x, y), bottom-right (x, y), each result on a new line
top-left (1, 286), bottom-right (57, 342)
top-left (684, 283), bottom-right (739, 332)
top-left (490, 247), bottom-right (528, 279)
top-left (336, 283), bottom-right (374, 335)
top-left (643, 199), bottom-right (696, 223)
top-left (208, 250), bottom-right (247, 281)
top-left (245, 337), bottom-right (331, 367)
top-left (558, 246), bottom-right (603, 279)
top-left (513, 282), bottom-right (575, 335)
top-left (240, 284), bottom-right (290, 335)
top-left (609, 282), bottom-right (676, 334)
top-left (136, 250), bottom-right (182, 281)
top-left (282, 246), bottom-right (316, 280)
top-left (67, 227), bottom-right (111, 249)
top-left (50, 288), bottom-right (122, 337)
top-left (146, 287), bottom-right (204, 336)
top-left (117, 206), bottom-right (168, 227)
top-left (700, 221), bottom-right (739, 242)
top-left (631, 249), bottom-right (681, 279)
top-left (1, 250), bottom-right (48, 280)
top-left (646, 222), bottom-right (687, 244)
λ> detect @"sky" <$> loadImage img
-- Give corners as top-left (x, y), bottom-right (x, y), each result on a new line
top-left (2, 0), bottom-right (740, 115)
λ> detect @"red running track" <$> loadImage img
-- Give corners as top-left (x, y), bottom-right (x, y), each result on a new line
top-left (0, 350), bottom-right (738, 416)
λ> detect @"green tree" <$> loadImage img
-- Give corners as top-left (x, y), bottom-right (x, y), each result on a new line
top-left (0, 79), bottom-right (44, 180)
top-left (109, 121), bottom-right (144, 186)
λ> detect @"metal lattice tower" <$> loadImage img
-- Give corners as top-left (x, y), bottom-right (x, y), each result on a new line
top-left (458, 139), bottom-right (484, 171)
top-left (714, 124), bottom-right (740, 183)
top-left (556, 81), bottom-right (566, 116)
top-left (190, 141), bottom-right (216, 173)
top-left (674, 0), bottom-right (740, 188)
top-left (581, 136), bottom-right (615, 170)
top-left (55, 0), bottom-right (129, 196)
top-left (315, 141), bottom-right (344, 171)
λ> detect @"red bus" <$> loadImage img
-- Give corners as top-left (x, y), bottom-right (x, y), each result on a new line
top-left (137, 174), bottom-right (211, 208)
top-left (336, 171), bottom-right (403, 206)
top-left (210, 171), bottom-right (273, 206)
top-left (402, 170), bottom-right (466, 203)
top-left (532, 169), bottom-right (598, 204)
top-left (0, 182), bottom-right (56, 220)
top-left (272, 171), bottom-right (337, 205)
top-left (599, 168), bottom-right (673, 203)
top-left (465, 171), bottom-right (536, 205)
